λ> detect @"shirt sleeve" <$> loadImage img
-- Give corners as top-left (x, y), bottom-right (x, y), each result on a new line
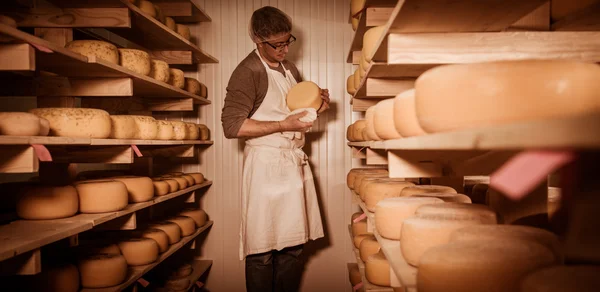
top-left (221, 66), bottom-right (257, 139)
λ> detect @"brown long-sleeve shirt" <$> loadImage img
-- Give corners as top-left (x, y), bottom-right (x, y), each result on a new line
top-left (221, 50), bottom-right (302, 139)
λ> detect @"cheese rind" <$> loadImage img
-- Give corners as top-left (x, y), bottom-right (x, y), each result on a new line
top-left (520, 265), bottom-right (600, 292)
top-left (352, 221), bottom-right (369, 238)
top-left (75, 180), bottom-right (129, 213)
top-left (0, 112), bottom-right (44, 136)
top-left (351, 0), bottom-right (366, 16)
top-left (168, 68), bottom-right (185, 89)
top-left (29, 108), bottom-right (111, 138)
top-left (412, 193), bottom-right (472, 203)
top-left (364, 181), bottom-right (416, 211)
top-left (150, 59), bottom-right (170, 83)
top-left (156, 120), bottom-right (175, 140)
top-left (16, 185), bottom-right (79, 220)
top-left (353, 172), bottom-right (390, 195)
top-left (374, 197), bottom-right (444, 240)
top-left (109, 115), bottom-right (137, 139)
top-left (150, 221), bottom-right (182, 244)
top-left (180, 208), bottom-right (208, 227)
top-left (393, 89), bottom-right (426, 137)
top-left (188, 172), bottom-right (205, 184)
top-left (153, 4), bottom-right (165, 22)
top-left (184, 78), bottom-right (202, 95)
top-left (347, 75), bottom-right (356, 95)
top-left (111, 176), bottom-right (154, 203)
top-left (362, 26), bottom-right (386, 63)
top-left (162, 178), bottom-right (179, 192)
top-left (352, 120), bottom-right (367, 142)
top-left (118, 238), bottom-right (160, 266)
top-left (365, 251), bottom-right (390, 286)
top-left (287, 81), bottom-right (323, 111)
top-left (118, 48), bottom-right (151, 76)
top-left (401, 185), bottom-right (457, 197)
top-left (130, 115), bottom-right (158, 140)
top-left (137, 0), bottom-right (156, 18)
top-left (140, 228), bottom-right (170, 253)
top-left (347, 168), bottom-right (388, 190)
top-left (165, 17), bottom-right (176, 30)
top-left (198, 124), bottom-right (210, 140)
top-left (181, 174), bottom-right (196, 186)
top-left (152, 179), bottom-right (170, 196)
top-left (349, 264), bottom-right (361, 286)
top-left (185, 123), bottom-right (200, 140)
top-left (353, 233), bottom-right (373, 249)
top-left (415, 203), bottom-right (498, 224)
top-left (359, 236), bottom-right (381, 262)
top-left (176, 24), bottom-right (191, 40)
top-left (78, 254), bottom-right (128, 288)
top-left (364, 106), bottom-right (382, 141)
top-left (65, 40), bottom-right (119, 64)
top-left (359, 177), bottom-right (407, 200)
top-left (167, 216), bottom-right (196, 236)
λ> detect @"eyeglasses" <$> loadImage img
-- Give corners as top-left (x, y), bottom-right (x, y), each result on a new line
top-left (264, 35), bottom-right (296, 52)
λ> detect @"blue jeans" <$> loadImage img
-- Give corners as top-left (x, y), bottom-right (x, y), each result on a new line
top-left (245, 244), bottom-right (304, 292)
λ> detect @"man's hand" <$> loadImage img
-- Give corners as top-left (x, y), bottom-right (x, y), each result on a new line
top-left (280, 111), bottom-right (313, 132)
top-left (318, 88), bottom-right (330, 114)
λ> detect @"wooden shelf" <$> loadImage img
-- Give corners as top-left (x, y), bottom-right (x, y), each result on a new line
top-left (347, 225), bottom-right (393, 292)
top-left (183, 259), bottom-right (212, 290)
top-left (0, 23), bottom-right (211, 104)
top-left (0, 136), bottom-right (213, 146)
top-left (81, 221), bottom-right (213, 292)
top-left (154, 0), bottom-right (212, 23)
top-left (346, 1), bottom-right (395, 64)
top-left (373, 229), bottom-right (417, 292)
top-left (0, 182), bottom-right (212, 262)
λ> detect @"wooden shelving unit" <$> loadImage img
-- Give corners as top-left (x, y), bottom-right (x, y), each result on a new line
top-left (184, 259), bottom-right (213, 290)
top-left (347, 225), bottom-right (393, 292)
top-left (346, 0), bottom-right (396, 64)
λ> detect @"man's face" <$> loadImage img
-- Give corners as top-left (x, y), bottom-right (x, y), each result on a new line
top-left (262, 33), bottom-right (292, 62)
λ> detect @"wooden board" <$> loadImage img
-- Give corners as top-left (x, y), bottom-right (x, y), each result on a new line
top-left (346, 7), bottom-right (394, 63)
top-left (153, 0), bottom-right (212, 23)
top-left (183, 260), bottom-right (213, 290)
top-left (351, 98), bottom-right (380, 112)
top-left (0, 136), bottom-right (213, 146)
top-left (0, 43), bottom-right (35, 72)
top-left (347, 225), bottom-right (393, 292)
top-left (353, 78), bottom-right (414, 99)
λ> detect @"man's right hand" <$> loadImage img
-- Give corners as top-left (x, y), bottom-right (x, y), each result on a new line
top-left (280, 111), bottom-right (313, 132)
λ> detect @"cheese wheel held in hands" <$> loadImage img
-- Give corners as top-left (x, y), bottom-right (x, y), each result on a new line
top-left (286, 81), bottom-right (323, 111)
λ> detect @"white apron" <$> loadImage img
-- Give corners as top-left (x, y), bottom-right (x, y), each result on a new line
top-left (239, 50), bottom-right (324, 260)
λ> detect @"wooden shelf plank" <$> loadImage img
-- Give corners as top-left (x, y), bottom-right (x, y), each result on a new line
top-left (551, 2), bottom-right (600, 31)
top-left (90, 139), bottom-right (214, 146)
top-left (351, 97), bottom-right (379, 112)
top-left (0, 136), bottom-right (213, 146)
top-left (353, 77), bottom-right (414, 99)
top-left (373, 229), bottom-right (417, 291)
top-left (0, 146), bottom-right (38, 173)
top-left (80, 221), bottom-right (213, 292)
top-left (153, 0), bottom-right (212, 23)
top-left (346, 6), bottom-right (395, 63)
top-left (0, 43), bottom-right (35, 72)
top-left (347, 225), bottom-right (393, 292)
top-left (183, 260), bottom-right (212, 290)
top-left (0, 182), bottom-right (212, 262)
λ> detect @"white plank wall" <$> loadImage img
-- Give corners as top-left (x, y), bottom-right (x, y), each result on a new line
top-left (186, 0), bottom-right (360, 290)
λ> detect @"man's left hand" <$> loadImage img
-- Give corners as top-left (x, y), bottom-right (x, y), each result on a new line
top-left (318, 89), bottom-right (330, 114)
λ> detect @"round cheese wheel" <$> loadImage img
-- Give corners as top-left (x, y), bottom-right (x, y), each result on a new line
top-left (358, 66), bottom-right (366, 79)
top-left (353, 233), bottom-right (373, 249)
top-left (415, 60), bottom-right (600, 134)
top-left (347, 168), bottom-right (388, 190)
top-left (363, 26), bottom-right (386, 63)
top-left (400, 216), bottom-right (489, 266)
top-left (358, 178), bottom-right (408, 201)
top-left (188, 173), bottom-right (204, 184)
top-left (111, 176), bottom-right (154, 203)
top-left (412, 193), bottom-right (472, 203)
top-left (185, 123), bottom-right (199, 140)
top-left (167, 216), bottom-right (196, 236)
top-left (374, 98), bottom-right (402, 140)
top-left (450, 225), bottom-right (562, 263)
top-left (16, 185), bottom-right (79, 220)
top-left (170, 176), bottom-right (188, 189)
top-left (180, 208), bottom-right (208, 227)
top-left (172, 263), bottom-right (193, 277)
top-left (199, 83), bottom-right (208, 98)
top-left (150, 221), bottom-right (182, 244)
top-left (198, 124), bottom-right (210, 140)
top-left (352, 172), bottom-right (389, 193)
top-left (153, 179), bottom-right (170, 196)
top-left (130, 115), bottom-right (158, 140)
top-left (349, 264), bottom-right (361, 286)
top-left (109, 115), bottom-right (137, 139)
top-left (118, 237), bottom-right (159, 266)
top-left (184, 78), bottom-right (202, 95)
top-left (393, 89), bottom-right (426, 137)
top-left (38, 117), bottom-right (50, 136)
top-left (29, 108), bottom-right (111, 138)
top-left (365, 251), bottom-right (390, 286)
top-left (31, 263), bottom-right (80, 292)
top-left (352, 120), bottom-right (367, 142)
top-left (359, 236), bottom-right (381, 262)
top-left (156, 120), bottom-right (175, 140)
top-left (137, 0), bottom-right (156, 18)
top-left (352, 220), bottom-right (369, 238)
top-left (415, 203), bottom-right (498, 224)
top-left (118, 48), bottom-right (151, 76)
top-left (78, 254), bottom-right (128, 288)
top-left (165, 276), bottom-right (191, 290)
top-left (165, 17), bottom-right (176, 30)
top-left (0, 112), bottom-right (44, 136)
top-left (168, 68), bottom-right (185, 88)
top-left (140, 228), bottom-right (170, 253)
top-left (351, 16), bottom-right (359, 31)
top-left (176, 24), bottom-right (191, 40)
top-left (153, 4), bottom-right (165, 22)
top-left (351, 0), bottom-right (366, 16)
top-left (364, 106), bottom-right (382, 141)
top-left (364, 181), bottom-right (416, 211)
top-left (65, 40), bottom-right (119, 64)
top-left (286, 81), bottom-right (323, 111)
top-left (181, 174), bottom-right (196, 186)
top-left (167, 120), bottom-right (187, 140)
top-left (353, 69), bottom-right (361, 90)
top-left (347, 124), bottom-right (355, 142)
top-left (150, 59), bottom-right (170, 83)
top-left (75, 180), bottom-right (128, 213)
top-left (360, 54), bottom-right (371, 73)
top-left (417, 241), bottom-right (555, 292)
top-left (161, 178), bottom-right (179, 192)
top-left (375, 197), bottom-right (444, 240)
top-left (520, 265), bottom-right (600, 292)
top-left (347, 75), bottom-right (356, 95)
top-left (400, 185), bottom-right (457, 197)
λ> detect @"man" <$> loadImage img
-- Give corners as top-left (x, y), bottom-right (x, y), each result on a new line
top-left (221, 6), bottom-right (329, 292)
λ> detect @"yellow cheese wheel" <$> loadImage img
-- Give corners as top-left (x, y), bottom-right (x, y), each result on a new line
top-left (363, 26), bottom-right (386, 63)
top-left (374, 98), bottom-right (402, 140)
top-left (351, 0), bottom-right (366, 16)
top-left (354, 69), bottom-right (361, 90)
top-left (358, 66), bottom-right (366, 79)
top-left (418, 241), bottom-right (555, 292)
top-left (375, 197), bottom-right (444, 240)
top-left (412, 193), bottom-right (472, 203)
top-left (150, 59), bottom-right (170, 83)
top-left (30, 263), bottom-right (80, 292)
top-left (199, 83), bottom-right (208, 98)
top-left (353, 172), bottom-right (389, 194)
top-left (111, 176), bottom-right (154, 203)
top-left (415, 203), bottom-right (498, 224)
top-left (352, 220), bottom-right (369, 238)
top-left (188, 172), bottom-right (205, 184)
top-left (184, 78), bottom-right (202, 95)
top-left (359, 236), bottom-right (381, 262)
top-left (109, 115), bottom-right (136, 139)
top-left (38, 117), bottom-right (50, 136)
top-left (118, 237), bottom-right (159, 266)
top-left (78, 254), bottom-right (128, 288)
top-left (185, 123), bottom-right (199, 140)
top-left (16, 185), bottom-right (79, 220)
top-left (401, 216), bottom-right (489, 266)
top-left (165, 121), bottom-right (186, 140)
top-left (130, 115), bottom-right (158, 140)
top-left (450, 225), bottom-right (562, 263)
top-left (137, 0), bottom-right (156, 18)
top-left (140, 228), bottom-right (170, 253)
top-left (347, 75), bottom-right (356, 95)
top-left (150, 221), bottom-right (182, 244)
top-left (156, 120), bottom-right (175, 140)
top-left (0, 112), bottom-right (45, 136)
top-left (65, 40), bottom-right (119, 64)
top-left (365, 251), bottom-right (390, 286)
top-left (176, 24), bottom-right (191, 40)
top-left (153, 4), bottom-right (165, 23)
top-left (352, 120), bottom-right (367, 142)
top-left (170, 176), bottom-right (188, 189)
top-left (118, 48), bottom-right (151, 76)
top-left (360, 53), bottom-right (371, 73)
top-left (286, 81), bottom-right (323, 111)
top-left (347, 124), bottom-right (355, 142)
top-left (30, 108), bottom-right (111, 138)
top-left (198, 124), bottom-right (210, 140)
top-left (393, 89), bottom-right (426, 137)
top-left (180, 208), bottom-right (208, 227)
top-left (168, 68), bottom-right (185, 88)
top-left (167, 215), bottom-right (196, 236)
top-left (400, 185), bottom-right (457, 197)
top-left (415, 60), bottom-right (600, 134)
top-left (520, 265), bottom-right (600, 292)
top-left (153, 179), bottom-right (170, 196)
top-left (364, 106), bottom-right (382, 141)
top-left (75, 180), bottom-right (128, 213)
top-left (181, 174), bottom-right (196, 186)
top-left (165, 17), bottom-right (176, 30)
top-left (364, 181), bottom-right (416, 211)
top-left (358, 177), bottom-right (408, 201)
top-left (351, 16), bottom-right (359, 31)
top-left (161, 178), bottom-right (179, 192)
top-left (347, 168), bottom-right (388, 190)
top-left (349, 264), bottom-right (361, 286)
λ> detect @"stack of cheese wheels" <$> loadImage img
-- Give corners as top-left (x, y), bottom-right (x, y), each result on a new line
top-left (352, 171), bottom-right (389, 193)
top-left (417, 240), bottom-right (555, 292)
top-left (168, 120), bottom-right (187, 140)
top-left (347, 75), bottom-right (356, 95)
top-left (358, 177), bottom-right (408, 201)
top-left (129, 115), bottom-right (158, 140)
top-left (520, 265), bottom-right (600, 292)
top-left (156, 120), bottom-right (175, 140)
top-left (65, 40), bottom-right (119, 64)
top-left (152, 179), bottom-right (171, 196)
top-left (16, 185), bottom-right (79, 220)
top-left (362, 26), bottom-right (386, 63)
top-left (360, 54), bottom-right (371, 74)
top-left (0, 112), bottom-right (50, 136)
top-left (118, 49), bottom-right (151, 76)
top-left (180, 208), bottom-right (208, 227)
top-left (185, 122), bottom-right (199, 140)
top-left (150, 221), bottom-right (182, 244)
top-left (449, 225), bottom-right (563, 263)
top-left (393, 89), bottom-right (426, 137)
top-left (109, 115), bottom-right (137, 139)
top-left (78, 253), bottom-right (128, 288)
top-left (150, 59), bottom-right (170, 83)
top-left (364, 106), bottom-right (382, 141)
top-left (374, 197), bottom-right (444, 240)
top-left (176, 24), bottom-right (191, 40)
top-left (346, 168), bottom-right (388, 190)
top-left (286, 81), bottom-right (323, 111)
top-left (415, 203), bottom-right (498, 224)
top-left (29, 263), bottom-right (80, 292)
top-left (363, 180), bottom-right (416, 211)
top-left (198, 124), bottom-right (210, 140)
top-left (118, 238), bottom-right (159, 266)
top-left (400, 185), bottom-right (457, 197)
top-left (30, 108), bottom-right (111, 138)
top-left (137, 0), bottom-right (157, 18)
top-left (348, 264), bottom-right (362, 291)
top-left (412, 193), bottom-right (472, 203)
top-left (167, 216), bottom-right (196, 236)
top-left (359, 235), bottom-right (380, 262)
top-left (365, 251), bottom-right (391, 286)
top-left (111, 176), bottom-right (154, 203)
top-left (414, 60), bottom-right (600, 134)
top-left (74, 180), bottom-right (129, 213)
top-left (168, 68), bottom-right (185, 88)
